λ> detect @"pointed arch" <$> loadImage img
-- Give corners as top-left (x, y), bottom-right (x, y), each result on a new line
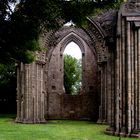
top-left (59, 32), bottom-right (85, 55)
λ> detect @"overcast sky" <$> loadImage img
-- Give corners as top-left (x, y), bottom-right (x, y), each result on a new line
top-left (63, 42), bottom-right (82, 60)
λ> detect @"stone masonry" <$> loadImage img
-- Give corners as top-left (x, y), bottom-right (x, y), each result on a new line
top-left (16, 0), bottom-right (140, 137)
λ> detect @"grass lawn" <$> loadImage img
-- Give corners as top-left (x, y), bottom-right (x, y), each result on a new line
top-left (0, 114), bottom-right (138, 140)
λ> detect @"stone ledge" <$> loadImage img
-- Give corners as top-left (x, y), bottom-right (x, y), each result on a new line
top-left (15, 118), bottom-right (47, 124)
top-left (105, 128), bottom-right (140, 138)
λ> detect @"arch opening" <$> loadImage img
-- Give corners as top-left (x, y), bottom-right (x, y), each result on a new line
top-left (63, 41), bottom-right (82, 95)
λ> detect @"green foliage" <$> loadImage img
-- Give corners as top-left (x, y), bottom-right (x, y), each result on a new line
top-left (0, 0), bottom-right (62, 64)
top-left (0, 115), bottom-right (138, 140)
top-left (60, 0), bottom-right (124, 26)
top-left (0, 63), bottom-right (16, 113)
top-left (0, 0), bottom-right (124, 64)
top-left (0, 63), bottom-right (16, 100)
top-left (0, 0), bottom-right (124, 108)
top-left (64, 54), bottom-right (81, 95)
top-left (0, 63), bottom-right (16, 86)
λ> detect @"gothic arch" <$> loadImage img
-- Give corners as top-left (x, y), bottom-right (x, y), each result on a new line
top-left (59, 32), bottom-right (85, 55)
top-left (44, 27), bottom-right (98, 62)
top-left (15, 2), bottom-right (140, 137)
top-left (45, 27), bottom-right (99, 120)
top-left (16, 10), bottom-right (115, 127)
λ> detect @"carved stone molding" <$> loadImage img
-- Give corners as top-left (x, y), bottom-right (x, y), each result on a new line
top-left (86, 20), bottom-right (107, 63)
top-left (122, 1), bottom-right (140, 16)
top-left (43, 27), bottom-right (98, 62)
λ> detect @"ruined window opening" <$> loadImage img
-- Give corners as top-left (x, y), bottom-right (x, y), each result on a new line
top-left (63, 41), bottom-right (82, 95)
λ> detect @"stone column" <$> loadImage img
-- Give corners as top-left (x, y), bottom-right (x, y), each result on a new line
top-left (121, 17), bottom-right (126, 134)
top-left (104, 64), bottom-right (107, 123)
top-left (115, 11), bottom-right (122, 134)
top-left (134, 29), bottom-right (138, 130)
top-left (111, 50), bottom-right (115, 128)
top-left (106, 1), bottom-right (140, 137)
top-left (16, 63), bottom-right (25, 122)
top-left (131, 22), bottom-right (135, 131)
top-left (35, 61), bottom-right (46, 123)
top-left (107, 50), bottom-right (112, 124)
top-left (126, 22), bottom-right (132, 134)
top-left (98, 63), bottom-right (108, 124)
top-left (16, 51), bottom-right (46, 123)
top-left (15, 65), bottom-right (21, 122)
top-left (23, 64), bottom-right (33, 123)
top-left (138, 28), bottom-right (140, 130)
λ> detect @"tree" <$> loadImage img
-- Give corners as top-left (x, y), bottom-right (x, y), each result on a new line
top-left (64, 54), bottom-right (82, 95)
top-left (0, 0), bottom-right (125, 113)
top-left (0, 0), bottom-right (61, 112)
top-left (0, 0), bottom-right (124, 64)
top-left (60, 0), bottom-right (124, 26)
top-left (0, 63), bottom-right (16, 113)
top-left (0, 0), bottom-right (62, 64)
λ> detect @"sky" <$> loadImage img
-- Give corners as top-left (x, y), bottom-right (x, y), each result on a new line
top-left (63, 42), bottom-right (82, 60)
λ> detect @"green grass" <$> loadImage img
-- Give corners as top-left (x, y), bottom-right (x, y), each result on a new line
top-left (0, 114), bottom-right (138, 140)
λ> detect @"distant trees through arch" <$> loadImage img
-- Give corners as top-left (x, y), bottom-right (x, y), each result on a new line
top-left (63, 41), bottom-right (82, 95)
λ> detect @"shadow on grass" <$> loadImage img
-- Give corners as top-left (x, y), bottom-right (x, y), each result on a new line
top-left (0, 114), bottom-right (16, 119)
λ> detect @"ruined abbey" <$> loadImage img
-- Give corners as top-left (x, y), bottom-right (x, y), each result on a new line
top-left (16, 0), bottom-right (140, 137)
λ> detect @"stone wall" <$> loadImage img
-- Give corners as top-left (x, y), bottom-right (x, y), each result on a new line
top-left (16, 53), bottom-right (46, 123)
top-left (16, 22), bottom-right (109, 123)
top-left (16, 10), bottom-right (113, 124)
top-left (45, 27), bottom-right (99, 120)
top-left (106, 0), bottom-right (140, 137)
top-left (16, 1), bottom-right (140, 137)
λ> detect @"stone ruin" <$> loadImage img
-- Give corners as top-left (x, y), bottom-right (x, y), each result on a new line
top-left (15, 0), bottom-right (140, 137)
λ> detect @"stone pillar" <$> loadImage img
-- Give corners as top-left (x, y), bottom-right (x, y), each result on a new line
top-left (15, 64), bottom-right (21, 122)
top-left (115, 10), bottom-right (122, 134)
top-left (126, 22), bottom-right (132, 134)
top-left (106, 50), bottom-right (112, 124)
top-left (16, 63), bottom-right (25, 122)
top-left (24, 64), bottom-right (31, 122)
top-left (110, 49), bottom-right (115, 129)
top-left (34, 61), bottom-right (46, 123)
top-left (98, 62), bottom-right (108, 124)
top-left (121, 17), bottom-right (126, 134)
top-left (134, 29), bottom-right (138, 130)
top-left (16, 51), bottom-right (46, 123)
top-left (138, 28), bottom-right (140, 130)
top-left (106, 1), bottom-right (140, 137)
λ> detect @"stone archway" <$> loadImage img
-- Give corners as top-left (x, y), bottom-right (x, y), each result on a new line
top-left (15, 0), bottom-right (140, 137)
top-left (16, 20), bottom-right (110, 122)
top-left (45, 27), bottom-right (99, 120)
top-left (15, 5), bottom-right (116, 132)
